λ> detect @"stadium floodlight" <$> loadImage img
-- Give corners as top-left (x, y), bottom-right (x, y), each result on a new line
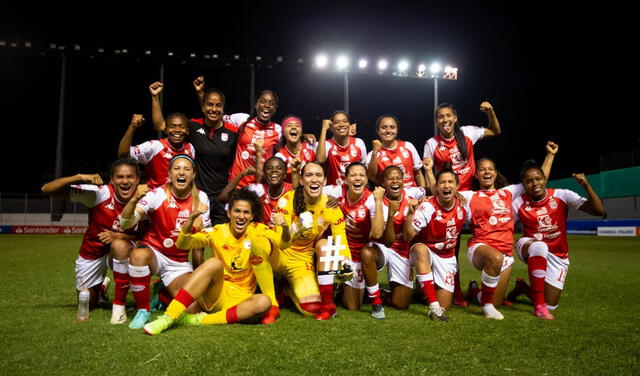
top-left (190, 53), bottom-right (196, 58)
top-left (122, 49), bottom-right (128, 54)
top-left (98, 47), bottom-right (105, 53)
top-left (234, 54), bottom-right (240, 60)
top-left (276, 56), bottom-right (283, 63)
top-left (416, 63), bottom-right (427, 77)
top-left (336, 55), bottom-right (349, 71)
top-left (145, 50), bottom-right (151, 56)
top-left (73, 44), bottom-right (80, 51)
top-left (212, 54), bottom-right (219, 59)
top-left (377, 59), bottom-right (388, 72)
top-left (256, 55), bottom-right (262, 61)
top-left (358, 59), bottom-right (368, 69)
top-left (25, 41), bottom-right (32, 48)
top-left (297, 58), bottom-right (304, 64)
top-left (430, 62), bottom-right (442, 74)
top-left (315, 54), bottom-right (328, 69)
top-left (398, 60), bottom-right (409, 73)
top-left (167, 51), bottom-right (174, 57)
top-left (444, 65), bottom-right (459, 80)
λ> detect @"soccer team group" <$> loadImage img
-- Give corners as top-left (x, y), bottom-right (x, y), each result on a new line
top-left (41, 77), bottom-right (605, 335)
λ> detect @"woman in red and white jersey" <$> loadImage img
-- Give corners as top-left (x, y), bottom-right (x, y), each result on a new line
top-left (219, 157), bottom-right (293, 227)
top-left (230, 90), bottom-right (283, 188)
top-left (120, 155), bottom-right (211, 329)
top-left (367, 114), bottom-right (426, 188)
top-left (422, 102), bottom-right (502, 305)
top-left (275, 115), bottom-right (316, 184)
top-left (322, 162), bottom-right (386, 311)
top-left (316, 111), bottom-right (367, 186)
top-left (508, 161), bottom-right (604, 320)
top-left (118, 113), bottom-right (195, 189)
top-left (451, 142), bottom-right (558, 319)
top-left (404, 167), bottom-right (470, 322)
top-left (41, 159), bottom-right (141, 323)
top-left (360, 166), bottom-right (427, 319)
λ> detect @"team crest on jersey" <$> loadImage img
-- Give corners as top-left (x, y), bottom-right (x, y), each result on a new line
top-left (358, 208), bottom-right (366, 218)
top-left (402, 150), bottom-right (409, 159)
top-left (244, 240), bottom-right (252, 249)
top-left (549, 199), bottom-right (557, 209)
top-left (221, 133), bottom-right (228, 142)
top-left (267, 130), bottom-right (273, 137)
top-left (457, 207), bottom-right (463, 220)
top-left (350, 149), bottom-right (358, 157)
top-left (317, 217), bottom-right (324, 226)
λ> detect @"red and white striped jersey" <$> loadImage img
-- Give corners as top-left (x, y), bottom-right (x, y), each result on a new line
top-left (246, 182), bottom-right (293, 227)
top-left (460, 184), bottom-right (524, 256)
top-left (366, 187), bottom-right (427, 259)
top-left (411, 196), bottom-right (470, 258)
top-left (130, 138), bottom-right (196, 189)
top-left (136, 186), bottom-right (211, 263)
top-left (275, 142), bottom-right (316, 184)
top-left (366, 140), bottom-right (423, 188)
top-left (70, 184), bottom-right (137, 260)
top-left (323, 184), bottom-right (373, 262)
top-left (423, 125), bottom-right (484, 191)
top-left (323, 137), bottom-right (367, 186)
top-left (231, 117), bottom-right (282, 188)
top-left (513, 188), bottom-right (586, 259)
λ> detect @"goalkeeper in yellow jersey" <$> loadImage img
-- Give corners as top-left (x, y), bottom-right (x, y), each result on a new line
top-left (143, 189), bottom-right (291, 335)
top-left (274, 161), bottom-right (353, 320)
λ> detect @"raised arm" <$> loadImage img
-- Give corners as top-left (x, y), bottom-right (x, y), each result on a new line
top-left (480, 101), bottom-right (501, 137)
top-left (149, 82), bottom-right (166, 132)
top-left (402, 199), bottom-right (420, 242)
top-left (271, 212), bottom-right (292, 248)
top-left (119, 185), bottom-right (150, 230)
top-left (218, 166), bottom-right (256, 203)
top-left (290, 157), bottom-right (302, 189)
top-left (253, 139), bottom-right (265, 183)
top-left (380, 199), bottom-right (399, 248)
top-left (315, 119), bottom-right (331, 163)
top-left (193, 76), bottom-right (205, 108)
top-left (422, 157), bottom-right (436, 195)
top-left (370, 187), bottom-right (386, 239)
top-left (367, 140), bottom-right (382, 185)
top-left (117, 114), bottom-right (145, 158)
top-left (574, 174), bottom-right (606, 217)
top-left (41, 173), bottom-right (103, 196)
top-left (541, 141), bottom-right (558, 180)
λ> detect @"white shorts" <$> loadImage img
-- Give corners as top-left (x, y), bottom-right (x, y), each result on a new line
top-left (372, 242), bottom-right (414, 289)
top-left (345, 261), bottom-right (365, 289)
top-left (467, 243), bottom-right (515, 272)
top-left (150, 247), bottom-right (193, 287)
top-left (426, 249), bottom-right (458, 293)
top-left (75, 254), bottom-right (108, 290)
top-left (545, 252), bottom-right (569, 290)
top-left (516, 237), bottom-right (569, 290)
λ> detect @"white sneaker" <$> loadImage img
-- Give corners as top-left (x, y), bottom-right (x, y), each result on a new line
top-left (428, 305), bottom-right (448, 322)
top-left (110, 303), bottom-right (127, 324)
top-left (482, 304), bottom-right (504, 320)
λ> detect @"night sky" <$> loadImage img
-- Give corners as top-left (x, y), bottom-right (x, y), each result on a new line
top-left (1, 2), bottom-right (637, 193)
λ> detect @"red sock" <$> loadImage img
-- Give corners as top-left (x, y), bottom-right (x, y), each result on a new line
top-left (453, 271), bottom-right (464, 299)
top-left (174, 288), bottom-right (195, 308)
top-left (318, 284), bottom-right (334, 305)
top-left (480, 271), bottom-right (499, 306)
top-left (367, 285), bottom-right (383, 305)
top-left (112, 270), bottom-right (129, 306)
top-left (159, 287), bottom-right (173, 306)
top-left (528, 256), bottom-right (547, 306)
top-left (129, 265), bottom-right (151, 311)
top-left (417, 273), bottom-right (438, 305)
top-left (226, 305), bottom-right (239, 324)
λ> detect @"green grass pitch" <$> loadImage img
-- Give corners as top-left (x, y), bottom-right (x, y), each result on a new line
top-left (1, 235), bottom-right (638, 375)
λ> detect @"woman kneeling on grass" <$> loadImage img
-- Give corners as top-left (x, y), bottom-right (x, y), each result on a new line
top-left (144, 188), bottom-right (291, 334)
top-left (507, 161), bottom-right (605, 320)
top-left (41, 158), bottom-right (140, 323)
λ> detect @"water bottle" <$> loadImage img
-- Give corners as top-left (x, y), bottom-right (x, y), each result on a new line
top-left (77, 288), bottom-right (90, 321)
